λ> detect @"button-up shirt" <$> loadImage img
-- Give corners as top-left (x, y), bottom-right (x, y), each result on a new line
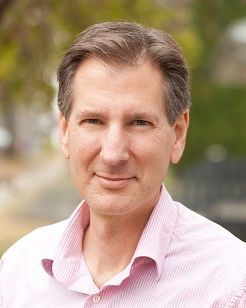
top-left (1, 186), bottom-right (246, 307)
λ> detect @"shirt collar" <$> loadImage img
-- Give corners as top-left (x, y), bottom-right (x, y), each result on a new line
top-left (41, 185), bottom-right (177, 285)
top-left (131, 185), bottom-right (178, 280)
top-left (41, 200), bottom-right (90, 287)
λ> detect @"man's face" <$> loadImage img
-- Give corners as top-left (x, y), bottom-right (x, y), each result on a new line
top-left (60, 58), bottom-right (188, 217)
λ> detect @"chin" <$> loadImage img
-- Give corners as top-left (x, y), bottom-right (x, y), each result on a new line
top-left (86, 193), bottom-right (138, 216)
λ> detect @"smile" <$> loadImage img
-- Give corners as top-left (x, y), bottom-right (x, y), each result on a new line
top-left (95, 174), bottom-right (134, 189)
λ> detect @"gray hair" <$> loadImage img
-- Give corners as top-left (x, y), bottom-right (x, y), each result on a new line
top-left (57, 21), bottom-right (190, 125)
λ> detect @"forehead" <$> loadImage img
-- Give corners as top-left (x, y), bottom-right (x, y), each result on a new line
top-left (71, 57), bottom-right (166, 115)
top-left (73, 56), bottom-right (164, 89)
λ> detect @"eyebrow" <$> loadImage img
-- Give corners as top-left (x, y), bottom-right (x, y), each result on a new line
top-left (127, 112), bottom-right (158, 121)
top-left (74, 109), bottom-right (159, 123)
top-left (74, 110), bottom-right (103, 121)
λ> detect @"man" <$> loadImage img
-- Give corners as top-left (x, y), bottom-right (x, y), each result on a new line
top-left (1, 22), bottom-right (246, 307)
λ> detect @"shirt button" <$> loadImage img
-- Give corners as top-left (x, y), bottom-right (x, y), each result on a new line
top-left (92, 294), bottom-right (101, 303)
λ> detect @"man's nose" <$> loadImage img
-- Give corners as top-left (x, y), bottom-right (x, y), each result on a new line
top-left (100, 126), bottom-right (129, 166)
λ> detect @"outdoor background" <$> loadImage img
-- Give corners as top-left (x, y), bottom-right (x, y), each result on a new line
top-left (0, 0), bottom-right (246, 256)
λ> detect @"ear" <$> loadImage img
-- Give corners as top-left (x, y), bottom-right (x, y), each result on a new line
top-left (170, 110), bottom-right (189, 164)
top-left (59, 112), bottom-right (70, 159)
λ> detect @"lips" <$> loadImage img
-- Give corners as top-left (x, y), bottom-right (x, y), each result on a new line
top-left (95, 174), bottom-right (134, 189)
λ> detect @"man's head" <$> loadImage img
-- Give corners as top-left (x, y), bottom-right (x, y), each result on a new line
top-left (57, 21), bottom-right (190, 125)
top-left (58, 21), bottom-right (190, 217)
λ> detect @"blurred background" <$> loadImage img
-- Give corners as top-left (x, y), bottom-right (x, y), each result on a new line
top-left (0, 0), bottom-right (246, 256)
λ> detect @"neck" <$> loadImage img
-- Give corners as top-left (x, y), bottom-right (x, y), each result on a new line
top-left (82, 206), bottom-right (154, 288)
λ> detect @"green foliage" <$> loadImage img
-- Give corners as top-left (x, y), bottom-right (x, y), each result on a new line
top-left (0, 42), bottom-right (18, 78)
top-left (179, 0), bottom-right (246, 169)
top-left (181, 81), bottom-right (246, 169)
top-left (0, 0), bottom-right (55, 108)
top-left (175, 28), bottom-right (203, 67)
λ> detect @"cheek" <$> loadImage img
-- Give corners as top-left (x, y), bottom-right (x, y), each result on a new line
top-left (134, 132), bottom-right (173, 158)
top-left (134, 138), bottom-right (172, 174)
top-left (68, 131), bottom-right (100, 167)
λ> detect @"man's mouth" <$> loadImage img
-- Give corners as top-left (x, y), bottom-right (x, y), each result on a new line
top-left (95, 174), bottom-right (134, 189)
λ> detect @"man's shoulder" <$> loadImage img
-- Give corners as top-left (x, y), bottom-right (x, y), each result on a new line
top-left (174, 202), bottom-right (246, 251)
top-left (172, 201), bottom-right (246, 270)
top-left (161, 202), bottom-right (246, 305)
top-left (1, 219), bottom-right (67, 263)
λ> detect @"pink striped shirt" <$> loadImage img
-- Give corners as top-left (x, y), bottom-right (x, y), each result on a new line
top-left (1, 186), bottom-right (246, 307)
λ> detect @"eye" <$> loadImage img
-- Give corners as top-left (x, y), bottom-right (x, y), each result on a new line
top-left (130, 119), bottom-right (152, 126)
top-left (135, 120), bottom-right (149, 126)
top-left (83, 119), bottom-right (102, 125)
